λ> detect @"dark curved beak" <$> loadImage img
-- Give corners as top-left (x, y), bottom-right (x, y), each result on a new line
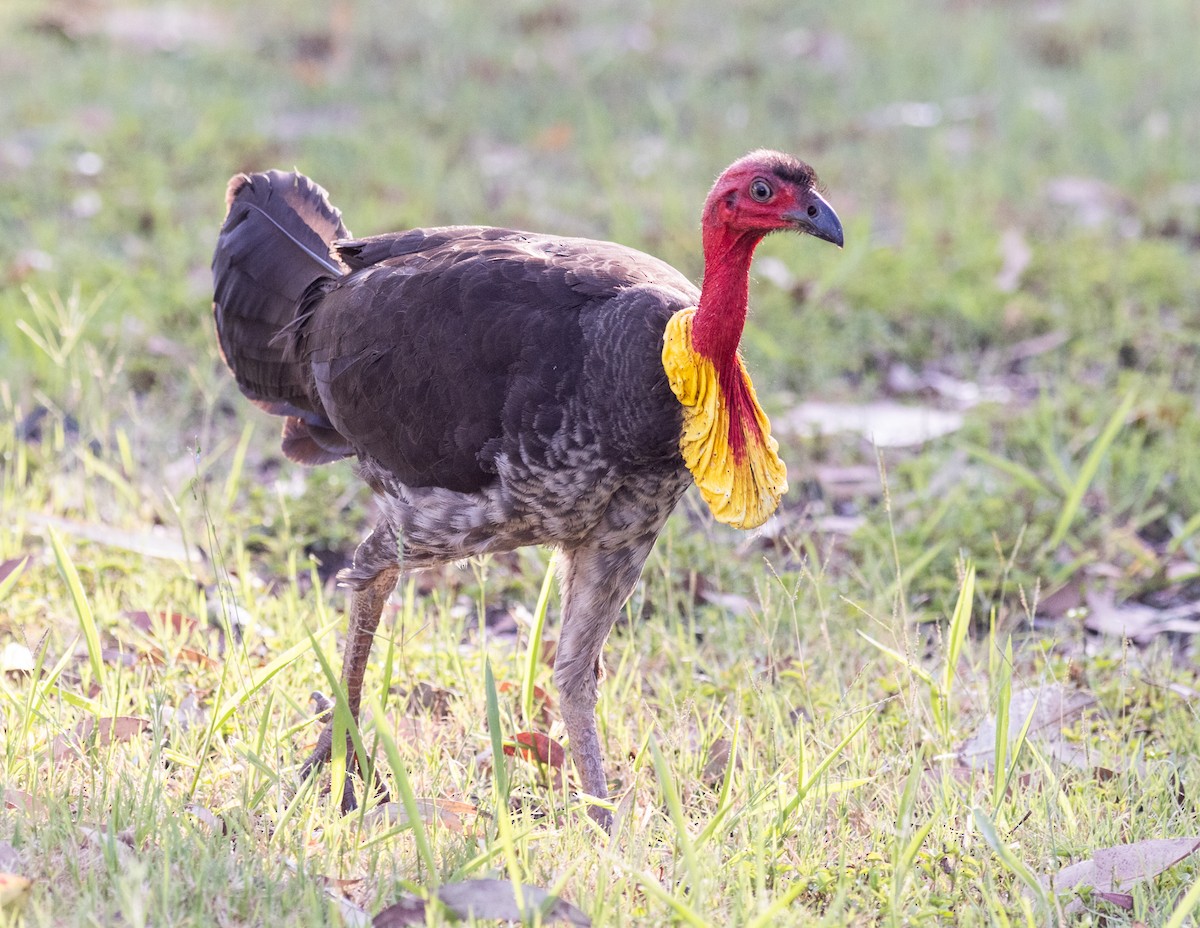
top-left (784, 191), bottom-right (844, 248)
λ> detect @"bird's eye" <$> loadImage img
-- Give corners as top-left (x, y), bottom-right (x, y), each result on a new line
top-left (749, 178), bottom-right (773, 202)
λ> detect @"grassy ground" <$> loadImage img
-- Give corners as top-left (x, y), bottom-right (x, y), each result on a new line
top-left (2, 0), bottom-right (1200, 924)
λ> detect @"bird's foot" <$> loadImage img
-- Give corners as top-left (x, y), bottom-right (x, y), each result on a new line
top-left (298, 697), bottom-right (362, 814)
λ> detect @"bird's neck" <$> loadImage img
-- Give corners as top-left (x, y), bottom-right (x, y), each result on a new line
top-left (692, 224), bottom-right (764, 366)
top-left (691, 223), bottom-right (767, 458)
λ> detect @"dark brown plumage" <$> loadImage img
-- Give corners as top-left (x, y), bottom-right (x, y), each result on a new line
top-left (211, 153), bottom-right (843, 829)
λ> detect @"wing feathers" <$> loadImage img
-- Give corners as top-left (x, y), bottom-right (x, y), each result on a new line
top-left (215, 171), bottom-right (697, 486)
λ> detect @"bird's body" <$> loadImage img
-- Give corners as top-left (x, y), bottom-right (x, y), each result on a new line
top-left (212, 153), bottom-right (843, 828)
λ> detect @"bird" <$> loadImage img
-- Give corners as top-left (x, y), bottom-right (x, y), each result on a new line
top-left (211, 150), bottom-right (843, 829)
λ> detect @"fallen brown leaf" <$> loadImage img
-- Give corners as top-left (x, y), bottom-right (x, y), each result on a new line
top-left (1092, 890), bottom-right (1134, 910)
top-left (497, 680), bottom-right (555, 708)
top-left (504, 731), bottom-right (566, 768)
top-left (376, 880), bottom-right (590, 926)
top-left (438, 880), bottom-right (590, 925)
top-left (124, 610), bottom-right (201, 639)
top-left (1045, 175), bottom-right (1135, 232)
top-left (0, 556), bottom-right (29, 593)
top-left (52, 716), bottom-right (150, 762)
top-left (957, 683), bottom-right (1097, 770)
top-left (78, 826), bottom-right (136, 869)
top-left (362, 798), bottom-right (475, 834)
top-left (1035, 577), bottom-right (1085, 621)
top-left (780, 400), bottom-right (965, 448)
top-left (498, 680), bottom-right (555, 725)
top-left (2, 790), bottom-right (44, 814)
top-left (320, 873), bottom-right (364, 893)
top-left (404, 681), bottom-right (456, 719)
top-left (25, 513), bottom-right (199, 562)
top-left (701, 738), bottom-right (736, 788)
top-left (184, 804), bottom-right (227, 836)
top-left (1083, 590), bottom-right (1200, 643)
top-left (99, 646), bottom-right (136, 668)
top-left (1039, 836), bottom-right (1200, 916)
top-left (281, 857), bottom-right (369, 926)
top-left (373, 895), bottom-right (427, 927)
top-left (139, 645), bottom-right (217, 670)
top-left (328, 889), bottom-right (371, 927)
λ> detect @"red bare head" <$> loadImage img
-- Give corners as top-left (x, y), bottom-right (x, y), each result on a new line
top-left (702, 149), bottom-right (843, 246)
top-left (692, 150), bottom-right (843, 368)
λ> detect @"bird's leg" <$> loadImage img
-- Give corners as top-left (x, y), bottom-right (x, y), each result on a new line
top-left (553, 539), bottom-right (655, 832)
top-left (299, 523), bottom-right (399, 812)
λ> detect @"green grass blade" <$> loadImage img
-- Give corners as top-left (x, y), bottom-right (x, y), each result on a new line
top-left (1163, 867), bottom-right (1200, 928)
top-left (890, 751), bottom-right (935, 919)
top-left (1166, 508), bottom-right (1200, 556)
top-left (15, 637), bottom-right (57, 756)
top-left (307, 625), bottom-right (371, 817)
top-left (36, 640), bottom-right (79, 705)
top-left (618, 862), bottom-right (714, 928)
top-left (189, 614), bottom-right (341, 799)
top-left (378, 578), bottom-right (414, 710)
top-left (78, 447), bottom-right (141, 511)
top-left (973, 807), bottom-right (1048, 911)
top-left (794, 712), bottom-right (806, 788)
top-left (365, 692), bottom-right (437, 885)
top-left (1036, 429), bottom-right (1075, 496)
top-left (992, 639), bottom-right (1013, 809)
top-left (648, 735), bottom-right (702, 898)
top-left (1047, 390), bottom-right (1136, 549)
top-left (0, 556), bottom-right (28, 601)
top-left (744, 880), bottom-right (809, 928)
top-left (937, 562), bottom-right (975, 740)
top-left (799, 709), bottom-right (872, 799)
top-left (521, 550), bottom-right (556, 725)
top-left (895, 748), bottom-right (924, 835)
top-left (858, 631), bottom-right (936, 686)
top-left (898, 816), bottom-right (936, 877)
top-left (484, 659), bottom-right (510, 806)
top-left (222, 421), bottom-right (255, 511)
top-left (963, 445), bottom-right (1052, 495)
top-left (484, 659), bottom-right (527, 901)
top-left (210, 615), bottom-right (342, 733)
top-left (46, 526), bottom-right (104, 690)
top-left (777, 709), bottom-right (872, 830)
top-left (891, 540), bottom-right (948, 604)
top-left (996, 687), bottom-right (1037, 812)
top-left (0, 554), bottom-right (27, 605)
top-left (271, 772), bottom-right (319, 840)
top-left (943, 563), bottom-right (974, 694)
top-left (695, 719), bottom-right (740, 849)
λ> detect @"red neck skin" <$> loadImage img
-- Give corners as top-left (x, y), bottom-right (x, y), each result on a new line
top-left (690, 218), bottom-right (769, 460)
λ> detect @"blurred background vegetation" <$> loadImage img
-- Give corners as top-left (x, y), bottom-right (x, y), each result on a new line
top-left (3, 0), bottom-right (1198, 613)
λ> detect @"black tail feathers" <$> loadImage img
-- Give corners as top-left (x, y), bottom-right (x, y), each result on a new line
top-left (212, 170), bottom-right (354, 465)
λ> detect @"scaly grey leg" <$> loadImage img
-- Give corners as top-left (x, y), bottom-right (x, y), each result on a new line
top-left (298, 523), bottom-right (399, 812)
top-left (553, 538), bottom-right (655, 831)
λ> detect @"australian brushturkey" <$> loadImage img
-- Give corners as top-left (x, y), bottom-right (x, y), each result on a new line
top-left (211, 151), bottom-right (842, 829)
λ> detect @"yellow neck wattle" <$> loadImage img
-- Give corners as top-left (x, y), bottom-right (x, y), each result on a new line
top-left (661, 308), bottom-right (788, 529)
